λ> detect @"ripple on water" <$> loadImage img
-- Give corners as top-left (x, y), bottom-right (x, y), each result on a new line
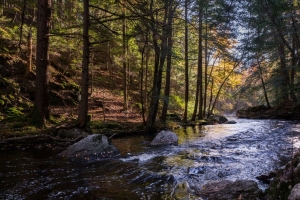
top-left (0, 119), bottom-right (297, 199)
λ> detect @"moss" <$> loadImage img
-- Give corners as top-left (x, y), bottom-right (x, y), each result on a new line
top-left (86, 121), bottom-right (123, 133)
top-left (4, 107), bottom-right (23, 118)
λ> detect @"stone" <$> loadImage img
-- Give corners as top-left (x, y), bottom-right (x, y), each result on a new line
top-left (288, 184), bottom-right (300, 200)
top-left (197, 180), bottom-right (263, 200)
top-left (208, 115), bottom-right (228, 124)
top-left (223, 120), bottom-right (237, 124)
top-left (58, 134), bottom-right (119, 161)
top-left (149, 130), bottom-right (178, 146)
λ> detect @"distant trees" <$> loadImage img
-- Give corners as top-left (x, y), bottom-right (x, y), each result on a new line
top-left (240, 0), bottom-right (300, 107)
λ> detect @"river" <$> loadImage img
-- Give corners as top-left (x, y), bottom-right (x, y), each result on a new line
top-left (1, 118), bottom-right (300, 199)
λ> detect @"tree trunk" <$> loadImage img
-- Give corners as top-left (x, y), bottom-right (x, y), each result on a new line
top-left (206, 54), bottom-right (219, 117)
top-left (290, 32), bottom-right (297, 101)
top-left (78, 0), bottom-right (90, 127)
top-left (207, 77), bottom-right (214, 116)
top-left (278, 43), bottom-right (289, 101)
top-left (256, 55), bottom-right (271, 108)
top-left (203, 5), bottom-right (208, 118)
top-left (210, 57), bottom-right (243, 114)
top-left (146, 0), bottom-right (167, 130)
top-left (122, 2), bottom-right (128, 111)
top-left (140, 33), bottom-right (148, 126)
top-left (33, 0), bottom-right (51, 127)
top-left (183, 0), bottom-right (189, 123)
top-left (192, 3), bottom-right (203, 121)
top-left (25, 29), bottom-right (32, 77)
top-left (161, 2), bottom-right (175, 122)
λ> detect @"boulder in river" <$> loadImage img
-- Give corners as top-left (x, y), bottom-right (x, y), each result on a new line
top-left (207, 115), bottom-right (228, 124)
top-left (149, 130), bottom-right (178, 146)
top-left (196, 180), bottom-right (263, 200)
top-left (288, 183), bottom-right (300, 200)
top-left (58, 134), bottom-right (119, 161)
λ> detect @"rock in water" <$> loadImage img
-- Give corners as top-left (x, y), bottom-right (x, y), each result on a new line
top-left (149, 130), bottom-right (178, 146)
top-left (207, 115), bottom-right (228, 124)
top-left (288, 184), bottom-right (300, 200)
top-left (58, 134), bottom-right (119, 161)
top-left (197, 180), bottom-right (263, 200)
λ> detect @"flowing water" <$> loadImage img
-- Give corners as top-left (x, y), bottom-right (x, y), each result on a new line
top-left (1, 118), bottom-right (300, 199)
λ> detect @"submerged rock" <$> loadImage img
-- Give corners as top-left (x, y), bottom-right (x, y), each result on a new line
top-left (196, 180), bottom-right (263, 200)
top-left (149, 130), bottom-right (178, 146)
top-left (58, 134), bottom-right (119, 161)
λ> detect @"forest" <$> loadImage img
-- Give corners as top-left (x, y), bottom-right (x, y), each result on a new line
top-left (1, 0), bottom-right (300, 199)
top-left (2, 0), bottom-right (300, 131)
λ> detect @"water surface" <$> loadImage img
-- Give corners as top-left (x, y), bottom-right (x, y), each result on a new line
top-left (1, 118), bottom-right (300, 199)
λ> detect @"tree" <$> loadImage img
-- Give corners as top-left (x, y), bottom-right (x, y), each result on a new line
top-left (33, 0), bottom-right (51, 127)
top-left (192, 0), bottom-right (204, 121)
top-left (183, 0), bottom-right (189, 122)
top-left (146, 0), bottom-right (168, 129)
top-left (161, 1), bottom-right (177, 122)
top-left (78, 0), bottom-right (90, 127)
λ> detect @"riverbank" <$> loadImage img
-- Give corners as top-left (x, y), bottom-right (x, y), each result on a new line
top-left (236, 101), bottom-right (300, 120)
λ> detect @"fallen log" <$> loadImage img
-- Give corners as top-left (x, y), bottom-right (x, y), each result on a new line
top-left (0, 134), bottom-right (85, 144)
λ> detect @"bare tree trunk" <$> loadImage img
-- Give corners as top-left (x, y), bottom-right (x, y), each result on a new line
top-left (161, 2), bottom-right (175, 122)
top-left (18, 0), bottom-right (26, 50)
top-left (192, 2), bottom-right (203, 121)
top-left (278, 43), bottom-right (289, 101)
top-left (183, 0), bottom-right (189, 123)
top-left (206, 54), bottom-right (219, 117)
top-left (146, 0), bottom-right (167, 130)
top-left (290, 32), bottom-right (297, 101)
top-left (209, 56), bottom-right (244, 114)
top-left (197, 4), bottom-right (203, 120)
top-left (78, 0), bottom-right (90, 127)
top-left (140, 33), bottom-right (148, 126)
top-left (25, 28), bottom-right (32, 77)
top-left (203, 4), bottom-right (208, 118)
top-left (33, 0), bottom-right (51, 127)
top-left (122, 2), bottom-right (128, 111)
top-left (256, 55), bottom-right (271, 108)
top-left (207, 77), bottom-right (214, 116)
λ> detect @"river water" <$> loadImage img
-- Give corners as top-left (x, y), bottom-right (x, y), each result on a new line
top-left (1, 118), bottom-right (300, 199)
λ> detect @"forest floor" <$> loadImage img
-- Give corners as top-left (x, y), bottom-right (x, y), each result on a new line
top-left (0, 66), bottom-right (147, 141)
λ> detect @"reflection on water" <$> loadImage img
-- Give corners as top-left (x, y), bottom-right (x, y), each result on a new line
top-left (1, 118), bottom-right (300, 199)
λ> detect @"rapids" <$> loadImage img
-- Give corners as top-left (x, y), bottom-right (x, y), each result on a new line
top-left (1, 118), bottom-right (300, 199)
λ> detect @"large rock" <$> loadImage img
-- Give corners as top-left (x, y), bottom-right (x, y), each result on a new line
top-left (289, 184), bottom-right (300, 200)
top-left (58, 134), bottom-right (119, 161)
top-left (197, 180), bottom-right (263, 200)
top-left (207, 115), bottom-right (228, 124)
top-left (149, 130), bottom-right (178, 146)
